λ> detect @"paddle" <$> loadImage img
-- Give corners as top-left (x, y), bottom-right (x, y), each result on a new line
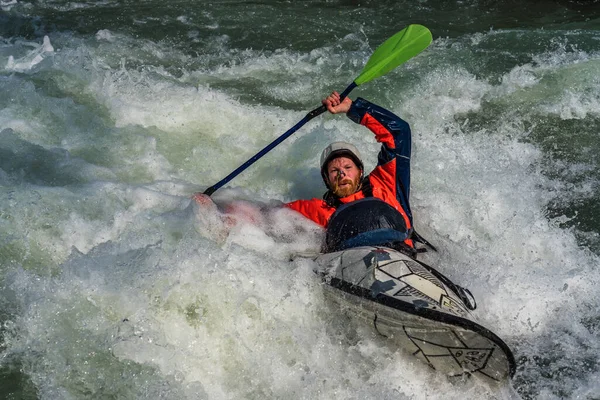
top-left (203, 24), bottom-right (432, 196)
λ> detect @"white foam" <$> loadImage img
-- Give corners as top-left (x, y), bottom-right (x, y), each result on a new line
top-left (3, 220), bottom-right (503, 399)
top-left (541, 88), bottom-right (600, 119)
top-left (0, 0), bottom-right (17, 11)
top-left (5, 35), bottom-right (54, 72)
top-left (398, 55), bottom-right (600, 345)
top-left (95, 29), bottom-right (114, 42)
top-left (494, 41), bottom-right (600, 119)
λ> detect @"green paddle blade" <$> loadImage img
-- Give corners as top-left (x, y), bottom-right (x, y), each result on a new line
top-left (354, 24), bottom-right (432, 86)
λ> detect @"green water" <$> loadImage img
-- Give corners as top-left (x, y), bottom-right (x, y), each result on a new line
top-left (1, 1), bottom-right (600, 399)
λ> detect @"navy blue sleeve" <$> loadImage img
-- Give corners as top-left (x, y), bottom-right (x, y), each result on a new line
top-left (346, 97), bottom-right (413, 222)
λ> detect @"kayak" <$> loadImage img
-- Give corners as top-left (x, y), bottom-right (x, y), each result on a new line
top-left (314, 246), bottom-right (516, 384)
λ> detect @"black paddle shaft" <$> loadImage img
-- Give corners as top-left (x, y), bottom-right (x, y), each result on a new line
top-left (203, 82), bottom-right (357, 196)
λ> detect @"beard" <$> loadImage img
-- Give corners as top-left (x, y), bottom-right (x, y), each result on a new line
top-left (330, 176), bottom-right (361, 198)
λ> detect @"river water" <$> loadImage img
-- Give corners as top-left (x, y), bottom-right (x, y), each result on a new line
top-left (1, 0), bottom-right (600, 399)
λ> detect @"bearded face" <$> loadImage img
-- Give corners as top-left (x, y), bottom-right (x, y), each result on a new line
top-left (326, 156), bottom-right (362, 198)
top-left (330, 175), bottom-right (361, 197)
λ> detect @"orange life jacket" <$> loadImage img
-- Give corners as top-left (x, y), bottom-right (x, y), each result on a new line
top-left (286, 97), bottom-right (415, 248)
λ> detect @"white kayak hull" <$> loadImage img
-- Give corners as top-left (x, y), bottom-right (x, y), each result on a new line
top-left (315, 246), bottom-right (515, 383)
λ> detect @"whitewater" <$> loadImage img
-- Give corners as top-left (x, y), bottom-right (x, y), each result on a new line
top-left (1, 1), bottom-right (600, 399)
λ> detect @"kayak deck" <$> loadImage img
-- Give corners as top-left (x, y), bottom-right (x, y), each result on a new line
top-left (315, 246), bottom-right (516, 383)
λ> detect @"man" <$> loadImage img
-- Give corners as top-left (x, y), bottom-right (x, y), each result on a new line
top-left (285, 91), bottom-right (421, 254)
top-left (194, 91), bottom-right (428, 255)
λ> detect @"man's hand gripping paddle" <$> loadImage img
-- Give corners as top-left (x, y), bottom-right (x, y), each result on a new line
top-left (203, 24), bottom-right (432, 196)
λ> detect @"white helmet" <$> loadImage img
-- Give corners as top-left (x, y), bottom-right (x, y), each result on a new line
top-left (320, 141), bottom-right (364, 186)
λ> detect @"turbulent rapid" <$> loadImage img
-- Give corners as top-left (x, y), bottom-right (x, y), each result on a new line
top-left (1, 1), bottom-right (600, 399)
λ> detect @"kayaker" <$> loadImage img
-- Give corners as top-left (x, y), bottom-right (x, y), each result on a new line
top-left (194, 92), bottom-right (432, 256)
top-left (285, 91), bottom-right (430, 255)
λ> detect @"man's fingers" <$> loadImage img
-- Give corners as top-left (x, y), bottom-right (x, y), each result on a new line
top-left (193, 193), bottom-right (213, 205)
